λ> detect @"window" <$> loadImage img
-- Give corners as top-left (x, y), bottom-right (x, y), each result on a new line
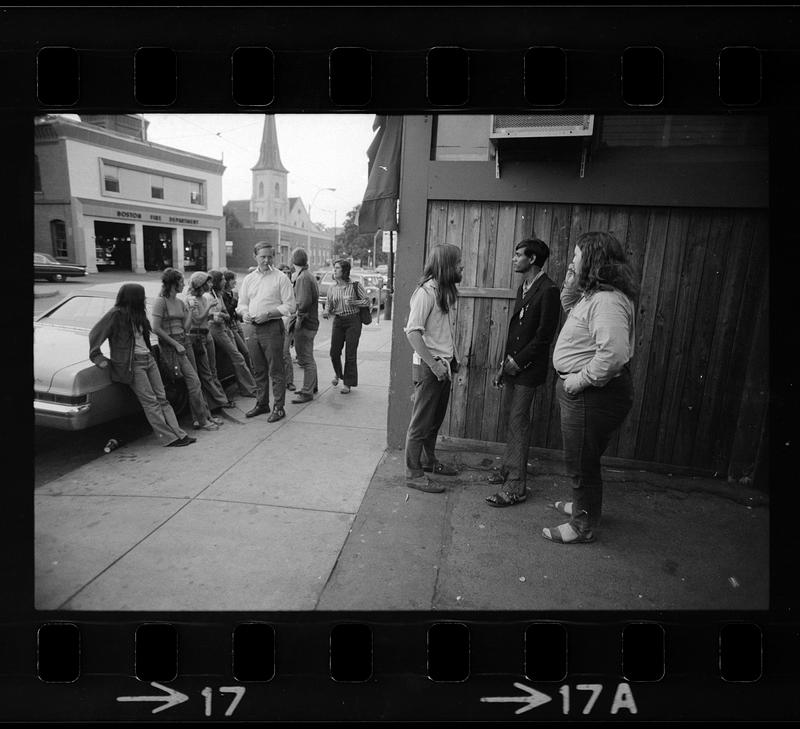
top-left (34, 154), bottom-right (41, 192)
top-left (50, 220), bottom-right (67, 258)
top-left (151, 175), bottom-right (164, 199)
top-left (259, 182), bottom-right (264, 198)
top-left (274, 182), bottom-right (280, 198)
top-left (189, 182), bottom-right (204, 205)
top-left (104, 165), bottom-right (120, 193)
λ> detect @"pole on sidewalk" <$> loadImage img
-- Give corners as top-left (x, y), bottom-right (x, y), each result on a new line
top-left (384, 231), bottom-right (394, 321)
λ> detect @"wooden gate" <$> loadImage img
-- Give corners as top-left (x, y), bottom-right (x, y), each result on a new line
top-left (428, 199), bottom-right (769, 477)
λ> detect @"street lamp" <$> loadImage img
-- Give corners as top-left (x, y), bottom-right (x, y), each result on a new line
top-left (307, 187), bottom-right (335, 267)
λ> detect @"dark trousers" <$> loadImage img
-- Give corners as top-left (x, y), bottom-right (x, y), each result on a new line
top-left (244, 320), bottom-right (286, 409)
top-left (330, 314), bottom-right (362, 387)
top-left (293, 324), bottom-right (318, 395)
top-left (500, 379), bottom-right (538, 488)
top-left (405, 360), bottom-right (452, 478)
top-left (556, 369), bottom-right (633, 531)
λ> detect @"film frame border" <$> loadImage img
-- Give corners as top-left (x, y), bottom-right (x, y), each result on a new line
top-left (7, 3), bottom-right (799, 722)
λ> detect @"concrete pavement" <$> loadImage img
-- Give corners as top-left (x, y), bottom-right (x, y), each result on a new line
top-left (34, 306), bottom-right (769, 611)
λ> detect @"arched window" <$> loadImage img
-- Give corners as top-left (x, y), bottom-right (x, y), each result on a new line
top-left (50, 219), bottom-right (67, 258)
top-left (258, 181), bottom-right (264, 198)
top-left (274, 182), bottom-right (280, 198)
top-left (34, 154), bottom-right (41, 192)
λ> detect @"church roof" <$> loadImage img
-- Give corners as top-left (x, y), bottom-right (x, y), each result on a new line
top-left (251, 115), bottom-right (289, 173)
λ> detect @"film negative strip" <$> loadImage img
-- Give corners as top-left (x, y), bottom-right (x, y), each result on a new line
top-left (7, 3), bottom-right (799, 722)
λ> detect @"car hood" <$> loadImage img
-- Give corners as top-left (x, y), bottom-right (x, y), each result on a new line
top-left (34, 325), bottom-right (111, 394)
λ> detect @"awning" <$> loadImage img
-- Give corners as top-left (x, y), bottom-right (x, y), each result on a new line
top-left (357, 115), bottom-right (402, 234)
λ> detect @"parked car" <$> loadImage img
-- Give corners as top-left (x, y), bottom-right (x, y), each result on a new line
top-left (34, 281), bottom-right (234, 431)
top-left (317, 271), bottom-right (381, 312)
top-left (358, 273), bottom-right (388, 309)
top-left (34, 252), bottom-right (89, 282)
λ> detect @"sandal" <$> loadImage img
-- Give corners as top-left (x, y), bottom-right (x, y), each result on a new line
top-left (199, 421), bottom-right (219, 431)
top-left (551, 501), bottom-right (573, 516)
top-left (541, 523), bottom-right (595, 544)
top-left (485, 489), bottom-right (527, 508)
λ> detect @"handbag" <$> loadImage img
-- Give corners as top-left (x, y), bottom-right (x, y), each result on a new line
top-left (156, 342), bottom-right (184, 382)
top-left (354, 281), bottom-right (372, 325)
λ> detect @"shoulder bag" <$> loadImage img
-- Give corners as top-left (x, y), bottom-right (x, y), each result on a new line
top-left (354, 281), bottom-right (372, 325)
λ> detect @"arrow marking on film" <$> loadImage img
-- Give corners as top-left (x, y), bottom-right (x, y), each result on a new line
top-left (480, 683), bottom-right (553, 714)
top-left (116, 682), bottom-right (189, 714)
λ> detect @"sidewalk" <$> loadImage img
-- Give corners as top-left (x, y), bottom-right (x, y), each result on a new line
top-left (34, 314), bottom-right (769, 611)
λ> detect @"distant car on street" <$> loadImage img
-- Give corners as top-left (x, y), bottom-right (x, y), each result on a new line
top-left (34, 252), bottom-right (89, 283)
top-left (317, 271), bottom-right (381, 312)
top-left (34, 281), bottom-right (234, 431)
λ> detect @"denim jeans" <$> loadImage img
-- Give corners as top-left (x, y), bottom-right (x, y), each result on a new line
top-left (330, 314), bottom-right (362, 387)
top-left (556, 369), bottom-right (633, 531)
top-left (283, 325), bottom-right (294, 387)
top-left (231, 324), bottom-right (253, 370)
top-left (293, 324), bottom-right (318, 395)
top-left (165, 333), bottom-right (211, 425)
top-left (244, 320), bottom-right (286, 409)
top-left (405, 359), bottom-right (452, 478)
top-left (211, 325), bottom-right (258, 397)
top-left (190, 332), bottom-right (230, 410)
top-left (129, 353), bottom-right (187, 446)
top-left (499, 379), bottom-right (538, 489)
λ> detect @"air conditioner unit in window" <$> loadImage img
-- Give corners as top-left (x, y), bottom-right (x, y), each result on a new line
top-left (490, 114), bottom-right (594, 138)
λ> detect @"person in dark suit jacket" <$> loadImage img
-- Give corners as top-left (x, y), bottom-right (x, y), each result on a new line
top-left (486, 238), bottom-right (561, 507)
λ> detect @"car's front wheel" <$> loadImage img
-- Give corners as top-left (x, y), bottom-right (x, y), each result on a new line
top-left (52, 273), bottom-right (66, 283)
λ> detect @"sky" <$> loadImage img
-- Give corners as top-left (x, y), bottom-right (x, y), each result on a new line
top-left (142, 114), bottom-right (377, 230)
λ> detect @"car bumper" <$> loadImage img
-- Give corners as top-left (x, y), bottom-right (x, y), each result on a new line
top-left (34, 399), bottom-right (94, 430)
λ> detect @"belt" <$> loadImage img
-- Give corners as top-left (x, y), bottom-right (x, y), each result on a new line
top-left (189, 328), bottom-right (209, 335)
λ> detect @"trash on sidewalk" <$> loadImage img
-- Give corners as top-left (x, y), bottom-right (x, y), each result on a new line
top-left (103, 438), bottom-right (121, 453)
top-left (729, 576), bottom-right (740, 588)
top-left (519, 576), bottom-right (526, 582)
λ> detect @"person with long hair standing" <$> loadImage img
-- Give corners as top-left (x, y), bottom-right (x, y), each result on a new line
top-left (185, 271), bottom-right (236, 413)
top-left (207, 269), bottom-right (259, 399)
top-left (403, 244), bottom-right (463, 493)
top-left (221, 269), bottom-right (253, 371)
top-left (322, 259), bottom-right (370, 394)
top-left (543, 231), bottom-right (638, 544)
top-left (88, 283), bottom-right (196, 447)
top-left (151, 268), bottom-right (221, 431)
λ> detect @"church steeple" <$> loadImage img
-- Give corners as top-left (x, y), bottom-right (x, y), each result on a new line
top-left (250, 115), bottom-right (289, 225)
top-left (252, 114), bottom-right (288, 173)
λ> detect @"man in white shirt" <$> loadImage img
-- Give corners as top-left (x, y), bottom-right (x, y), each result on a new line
top-left (236, 242), bottom-right (296, 422)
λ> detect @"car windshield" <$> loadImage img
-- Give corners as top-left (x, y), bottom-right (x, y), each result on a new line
top-left (34, 253), bottom-right (56, 264)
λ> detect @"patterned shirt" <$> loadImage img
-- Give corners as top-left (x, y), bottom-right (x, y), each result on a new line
top-left (327, 280), bottom-right (369, 317)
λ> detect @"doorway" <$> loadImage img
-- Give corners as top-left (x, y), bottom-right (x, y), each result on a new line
top-left (143, 226), bottom-right (174, 271)
top-left (93, 221), bottom-right (132, 271)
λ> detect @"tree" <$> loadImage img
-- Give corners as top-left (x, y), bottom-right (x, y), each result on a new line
top-left (333, 204), bottom-right (387, 267)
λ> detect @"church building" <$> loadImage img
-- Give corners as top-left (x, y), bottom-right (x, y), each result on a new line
top-left (224, 116), bottom-right (333, 270)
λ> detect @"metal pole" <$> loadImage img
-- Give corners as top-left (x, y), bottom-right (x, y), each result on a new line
top-left (384, 231), bottom-right (394, 320)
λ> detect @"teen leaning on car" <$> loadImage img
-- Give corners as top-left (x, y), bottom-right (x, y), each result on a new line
top-left (402, 244), bottom-right (463, 494)
top-left (151, 268), bottom-right (222, 432)
top-left (88, 283), bottom-right (196, 448)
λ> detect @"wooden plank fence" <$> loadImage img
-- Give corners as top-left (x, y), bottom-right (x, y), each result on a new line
top-left (429, 199), bottom-right (769, 478)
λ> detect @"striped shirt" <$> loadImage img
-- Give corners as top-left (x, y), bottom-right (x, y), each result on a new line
top-left (327, 280), bottom-right (369, 317)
